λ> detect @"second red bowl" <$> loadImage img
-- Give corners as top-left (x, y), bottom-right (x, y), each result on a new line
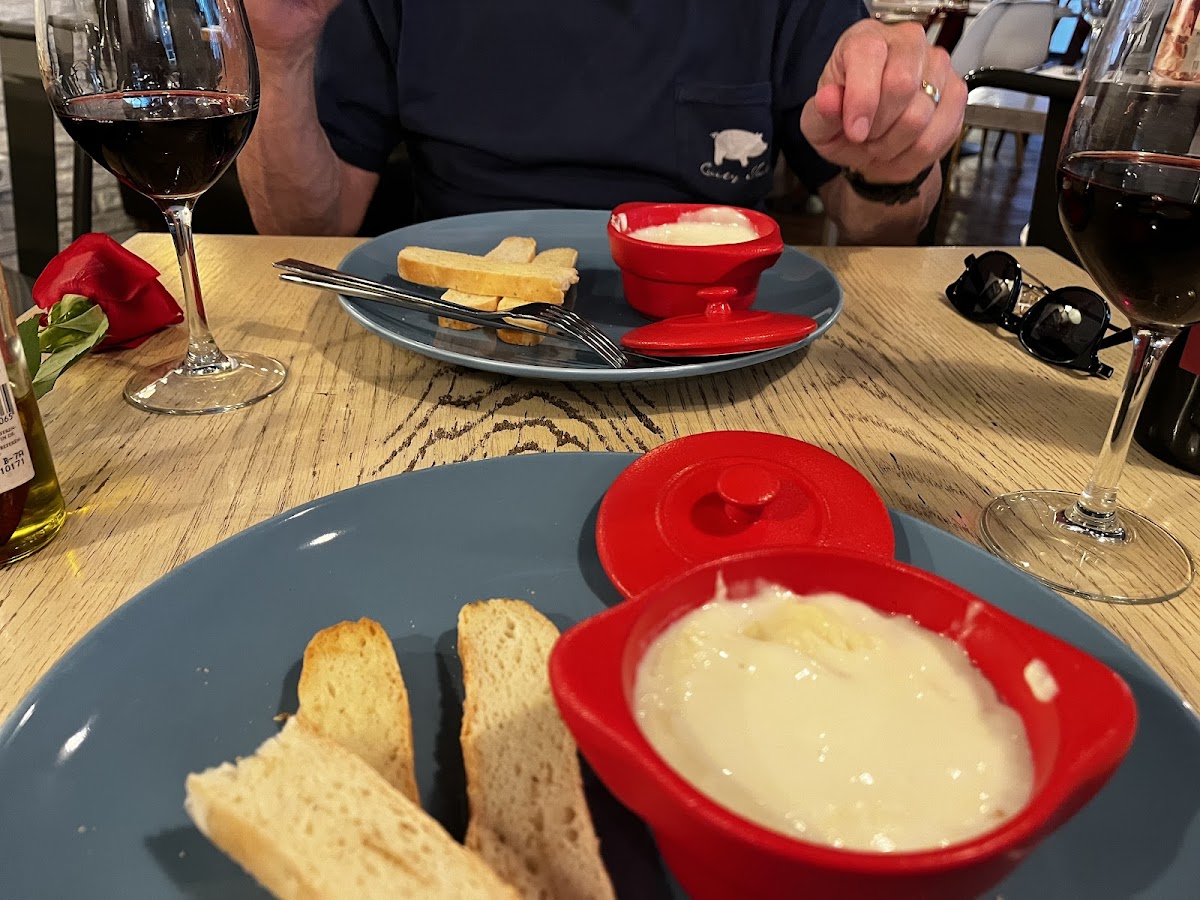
top-left (607, 201), bottom-right (784, 319)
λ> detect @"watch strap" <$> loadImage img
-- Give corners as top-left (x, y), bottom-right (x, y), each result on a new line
top-left (842, 165), bottom-right (934, 206)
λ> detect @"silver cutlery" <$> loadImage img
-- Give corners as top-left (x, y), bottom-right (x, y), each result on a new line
top-left (274, 258), bottom-right (631, 368)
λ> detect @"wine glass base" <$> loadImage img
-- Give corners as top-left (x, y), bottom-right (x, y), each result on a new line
top-left (980, 490), bottom-right (1195, 604)
top-left (123, 351), bottom-right (287, 415)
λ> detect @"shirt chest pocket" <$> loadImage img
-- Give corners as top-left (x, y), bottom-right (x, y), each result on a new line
top-left (674, 81), bottom-right (775, 207)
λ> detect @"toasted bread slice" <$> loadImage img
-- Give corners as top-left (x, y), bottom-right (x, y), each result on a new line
top-left (295, 618), bottom-right (419, 804)
top-left (497, 248), bottom-right (580, 347)
top-left (185, 717), bottom-right (519, 900)
top-left (398, 246), bottom-right (577, 304)
top-left (458, 599), bottom-right (615, 900)
top-left (439, 237), bottom-right (538, 331)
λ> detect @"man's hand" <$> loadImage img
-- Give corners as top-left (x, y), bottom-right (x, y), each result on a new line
top-left (801, 20), bottom-right (966, 185)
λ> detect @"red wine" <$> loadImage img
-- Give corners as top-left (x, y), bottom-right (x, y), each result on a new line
top-left (1059, 151), bottom-right (1200, 327)
top-left (59, 91), bottom-right (256, 200)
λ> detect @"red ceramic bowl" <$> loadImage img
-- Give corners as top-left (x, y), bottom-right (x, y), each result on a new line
top-left (607, 201), bottom-right (785, 319)
top-left (550, 547), bottom-right (1137, 900)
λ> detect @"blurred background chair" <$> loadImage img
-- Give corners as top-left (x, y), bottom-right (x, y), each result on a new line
top-left (923, 67), bottom-right (1080, 263)
top-left (950, 0), bottom-right (1073, 169)
top-left (951, 0), bottom-right (1066, 73)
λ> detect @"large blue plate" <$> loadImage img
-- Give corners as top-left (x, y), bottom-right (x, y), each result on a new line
top-left (336, 209), bottom-right (843, 382)
top-left (1, 453), bottom-right (1198, 898)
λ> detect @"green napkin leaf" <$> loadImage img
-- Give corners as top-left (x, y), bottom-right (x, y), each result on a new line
top-left (17, 316), bottom-right (41, 381)
top-left (40, 295), bottom-right (106, 353)
top-left (19, 294), bottom-right (110, 399)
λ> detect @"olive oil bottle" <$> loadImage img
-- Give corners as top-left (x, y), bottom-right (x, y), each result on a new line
top-left (0, 281), bottom-right (65, 566)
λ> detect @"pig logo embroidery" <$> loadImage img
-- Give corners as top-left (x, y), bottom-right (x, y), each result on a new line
top-left (710, 129), bottom-right (768, 167)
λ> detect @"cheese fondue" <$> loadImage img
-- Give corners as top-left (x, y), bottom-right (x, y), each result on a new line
top-left (627, 207), bottom-right (759, 246)
top-left (634, 585), bottom-right (1034, 852)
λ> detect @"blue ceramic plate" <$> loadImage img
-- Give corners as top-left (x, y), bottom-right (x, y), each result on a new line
top-left (336, 209), bottom-right (843, 382)
top-left (1, 453), bottom-right (1198, 899)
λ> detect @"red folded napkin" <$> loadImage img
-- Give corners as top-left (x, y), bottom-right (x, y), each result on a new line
top-left (32, 233), bottom-right (183, 350)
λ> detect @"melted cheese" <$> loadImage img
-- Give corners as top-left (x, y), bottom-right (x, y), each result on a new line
top-left (634, 585), bottom-right (1034, 852)
top-left (627, 207), bottom-right (759, 245)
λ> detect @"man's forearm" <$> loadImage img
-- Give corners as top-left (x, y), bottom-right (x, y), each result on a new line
top-left (819, 167), bottom-right (942, 246)
top-left (239, 49), bottom-right (366, 236)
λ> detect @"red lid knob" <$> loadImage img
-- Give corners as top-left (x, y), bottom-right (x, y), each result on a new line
top-left (716, 463), bottom-right (780, 526)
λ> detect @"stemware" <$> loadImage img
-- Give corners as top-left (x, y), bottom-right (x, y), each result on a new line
top-left (35, 0), bottom-right (286, 414)
top-left (981, 0), bottom-right (1200, 603)
top-left (1080, 0), bottom-right (1114, 72)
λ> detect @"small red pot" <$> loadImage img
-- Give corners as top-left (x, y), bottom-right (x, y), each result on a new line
top-left (607, 202), bottom-right (785, 319)
top-left (550, 547), bottom-right (1136, 900)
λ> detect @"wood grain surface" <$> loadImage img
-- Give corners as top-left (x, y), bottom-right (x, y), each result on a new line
top-left (2, 234), bottom-right (1197, 721)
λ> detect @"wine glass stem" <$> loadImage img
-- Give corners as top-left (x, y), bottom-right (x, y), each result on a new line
top-left (160, 201), bottom-right (231, 374)
top-left (1065, 327), bottom-right (1177, 536)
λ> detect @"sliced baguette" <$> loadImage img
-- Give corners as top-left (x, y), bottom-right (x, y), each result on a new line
top-left (458, 599), bottom-right (616, 900)
top-left (399, 246), bottom-right (577, 304)
top-left (295, 618), bottom-right (419, 804)
top-left (439, 237), bottom-right (538, 331)
top-left (497, 248), bottom-right (580, 347)
top-left (185, 717), bottom-right (519, 900)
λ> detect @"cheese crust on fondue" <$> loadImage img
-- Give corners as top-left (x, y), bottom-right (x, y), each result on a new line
top-left (634, 586), bottom-right (1034, 853)
top-left (627, 207), bottom-right (759, 246)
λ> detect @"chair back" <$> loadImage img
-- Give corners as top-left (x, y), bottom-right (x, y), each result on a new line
top-left (951, 0), bottom-right (1060, 76)
top-left (922, 68), bottom-right (1081, 265)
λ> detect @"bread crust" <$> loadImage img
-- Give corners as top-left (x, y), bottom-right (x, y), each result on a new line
top-left (497, 248), bottom-right (580, 347)
top-left (458, 599), bottom-right (616, 900)
top-left (296, 617), bottom-right (420, 803)
top-left (185, 717), bottom-right (520, 899)
top-left (399, 246), bottom-right (577, 304)
top-left (439, 237), bottom-right (538, 330)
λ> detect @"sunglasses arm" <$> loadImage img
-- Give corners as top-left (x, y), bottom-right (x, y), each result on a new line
top-left (1099, 327), bottom-right (1133, 349)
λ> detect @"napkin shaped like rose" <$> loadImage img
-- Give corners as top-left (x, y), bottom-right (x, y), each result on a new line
top-left (33, 233), bottom-right (183, 350)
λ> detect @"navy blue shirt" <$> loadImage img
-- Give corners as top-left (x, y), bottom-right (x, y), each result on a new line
top-left (315, 1), bottom-right (867, 220)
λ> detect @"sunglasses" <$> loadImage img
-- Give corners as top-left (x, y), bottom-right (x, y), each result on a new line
top-left (945, 251), bottom-right (1131, 379)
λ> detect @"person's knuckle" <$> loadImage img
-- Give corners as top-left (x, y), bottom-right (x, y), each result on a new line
top-left (901, 103), bottom-right (930, 134)
top-left (884, 64), bottom-right (921, 98)
top-left (851, 32), bottom-right (889, 64)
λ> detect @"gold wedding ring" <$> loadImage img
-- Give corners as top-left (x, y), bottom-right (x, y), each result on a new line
top-left (921, 80), bottom-right (940, 107)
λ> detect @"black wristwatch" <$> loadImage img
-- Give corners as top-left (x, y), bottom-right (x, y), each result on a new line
top-left (841, 165), bottom-right (934, 206)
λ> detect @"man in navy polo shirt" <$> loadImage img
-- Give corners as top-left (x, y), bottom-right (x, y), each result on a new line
top-left (239, 1), bottom-right (966, 245)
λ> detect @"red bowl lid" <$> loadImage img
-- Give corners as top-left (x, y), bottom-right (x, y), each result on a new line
top-left (620, 288), bottom-right (818, 356)
top-left (595, 431), bottom-right (895, 598)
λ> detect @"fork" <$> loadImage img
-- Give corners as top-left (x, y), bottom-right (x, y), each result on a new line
top-left (273, 258), bottom-right (631, 368)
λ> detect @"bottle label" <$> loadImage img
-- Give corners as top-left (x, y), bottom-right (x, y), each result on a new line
top-left (1181, 327), bottom-right (1200, 376)
top-left (0, 368), bottom-right (33, 493)
top-left (1152, 0), bottom-right (1200, 81)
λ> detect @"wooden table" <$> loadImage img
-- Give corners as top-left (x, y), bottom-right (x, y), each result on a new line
top-left (2, 236), bottom-right (1199, 722)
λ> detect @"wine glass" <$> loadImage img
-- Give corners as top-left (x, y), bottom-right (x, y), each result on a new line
top-left (34, 0), bottom-right (287, 414)
top-left (980, 0), bottom-right (1200, 604)
top-left (1080, 0), bottom-right (1114, 72)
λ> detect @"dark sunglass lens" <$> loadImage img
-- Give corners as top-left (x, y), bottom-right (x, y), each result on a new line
top-left (1020, 289), bottom-right (1108, 363)
top-left (950, 252), bottom-right (1019, 321)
